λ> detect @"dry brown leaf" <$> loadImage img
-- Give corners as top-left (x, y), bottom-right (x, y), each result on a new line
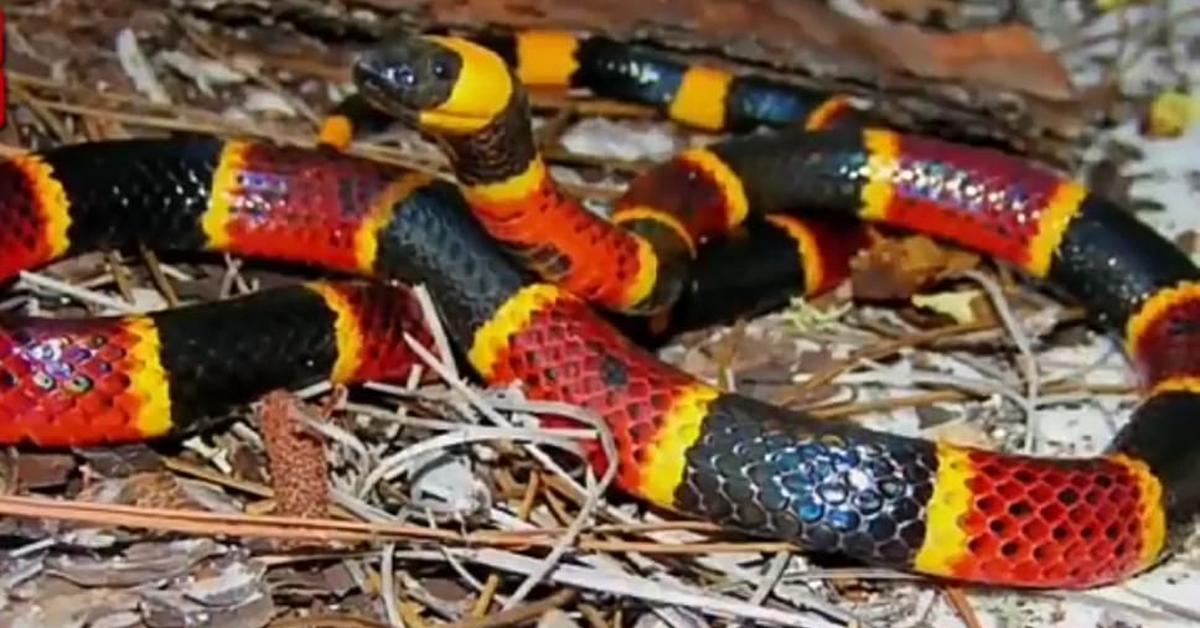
top-left (850, 234), bottom-right (981, 301)
top-left (405, 0), bottom-right (1075, 101)
top-left (117, 471), bottom-right (208, 511)
top-left (862, 0), bottom-right (961, 23)
top-left (0, 588), bottom-right (143, 627)
top-left (47, 539), bottom-right (223, 587)
top-left (13, 453), bottom-right (76, 490)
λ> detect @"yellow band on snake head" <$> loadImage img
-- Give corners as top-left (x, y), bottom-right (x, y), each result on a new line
top-left (419, 36), bottom-right (515, 134)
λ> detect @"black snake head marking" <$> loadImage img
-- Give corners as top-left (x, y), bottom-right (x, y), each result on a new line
top-left (355, 34), bottom-right (516, 135)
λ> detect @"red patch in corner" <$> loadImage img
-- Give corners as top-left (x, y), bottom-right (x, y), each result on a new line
top-left (0, 9), bottom-right (6, 129)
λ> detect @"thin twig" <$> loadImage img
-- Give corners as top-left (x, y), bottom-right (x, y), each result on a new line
top-left (392, 548), bottom-right (853, 628)
top-left (140, 245), bottom-right (181, 307)
top-left (776, 318), bottom-right (995, 405)
top-left (955, 269), bottom-right (1040, 453)
top-left (19, 271), bottom-right (140, 313)
top-left (446, 589), bottom-right (577, 628)
top-left (380, 542), bottom-right (403, 628)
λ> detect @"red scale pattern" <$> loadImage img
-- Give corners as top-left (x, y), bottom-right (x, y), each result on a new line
top-left (472, 179), bottom-right (646, 308)
top-left (329, 284), bottom-right (434, 382)
top-left (882, 135), bottom-right (1068, 268)
top-left (0, 318), bottom-right (155, 446)
top-left (616, 158), bottom-right (734, 242)
top-left (484, 296), bottom-right (694, 491)
top-left (955, 450), bottom-right (1149, 586)
top-left (0, 161), bottom-right (59, 283)
top-left (1128, 295), bottom-right (1200, 389)
top-left (219, 144), bottom-right (398, 272)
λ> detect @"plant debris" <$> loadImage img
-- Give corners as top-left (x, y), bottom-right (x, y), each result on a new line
top-left (2, 1), bottom-right (1200, 627)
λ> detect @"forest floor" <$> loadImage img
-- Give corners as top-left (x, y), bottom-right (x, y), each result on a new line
top-left (1, 1), bottom-right (1200, 627)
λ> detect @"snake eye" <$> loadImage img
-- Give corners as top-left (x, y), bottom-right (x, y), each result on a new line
top-left (386, 65), bottom-right (416, 87)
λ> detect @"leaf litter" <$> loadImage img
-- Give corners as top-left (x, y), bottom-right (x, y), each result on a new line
top-left (1, 0), bottom-right (1200, 626)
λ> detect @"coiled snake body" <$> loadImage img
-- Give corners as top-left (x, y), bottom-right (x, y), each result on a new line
top-left (0, 30), bottom-right (1193, 590)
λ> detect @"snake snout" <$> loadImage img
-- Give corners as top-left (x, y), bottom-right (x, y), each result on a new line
top-left (353, 37), bottom-right (463, 119)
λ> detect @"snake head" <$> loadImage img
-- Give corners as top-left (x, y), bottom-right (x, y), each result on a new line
top-left (354, 34), bottom-right (514, 134)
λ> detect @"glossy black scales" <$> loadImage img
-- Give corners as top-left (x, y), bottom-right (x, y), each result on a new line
top-left (44, 136), bottom-right (225, 254)
top-left (677, 393), bottom-right (938, 567)
top-left (710, 128), bottom-right (871, 217)
top-left (373, 179), bottom-right (529, 347)
top-left (151, 285), bottom-right (340, 430)
top-left (1047, 196), bottom-right (1200, 330)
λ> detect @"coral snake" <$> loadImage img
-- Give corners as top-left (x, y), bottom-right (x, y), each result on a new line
top-left (0, 28), bottom-right (1193, 591)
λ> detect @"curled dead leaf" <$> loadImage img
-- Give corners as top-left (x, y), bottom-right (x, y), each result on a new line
top-left (47, 539), bottom-right (222, 587)
top-left (850, 233), bottom-right (981, 301)
top-left (13, 453), bottom-right (76, 491)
